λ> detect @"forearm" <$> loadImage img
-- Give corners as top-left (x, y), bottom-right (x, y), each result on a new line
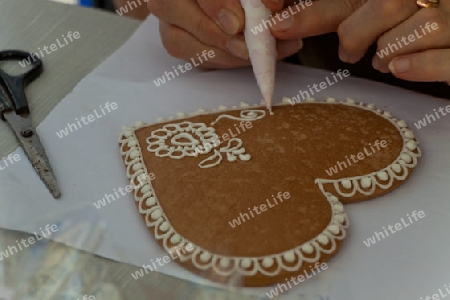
top-left (113, 0), bottom-right (150, 20)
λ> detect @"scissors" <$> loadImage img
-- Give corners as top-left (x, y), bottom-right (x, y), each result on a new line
top-left (0, 50), bottom-right (60, 199)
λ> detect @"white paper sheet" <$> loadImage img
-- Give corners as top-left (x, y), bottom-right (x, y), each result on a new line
top-left (1, 16), bottom-right (449, 299)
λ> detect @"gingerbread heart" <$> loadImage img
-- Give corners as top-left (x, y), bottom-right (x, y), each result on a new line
top-left (119, 97), bottom-right (420, 287)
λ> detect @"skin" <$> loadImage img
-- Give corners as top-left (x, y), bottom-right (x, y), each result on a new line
top-left (115, 0), bottom-right (450, 84)
top-left (270, 0), bottom-right (450, 84)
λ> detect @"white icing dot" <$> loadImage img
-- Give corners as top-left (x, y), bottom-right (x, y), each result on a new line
top-left (262, 258), bottom-right (274, 268)
top-left (366, 103), bottom-right (375, 109)
top-left (301, 243), bottom-right (314, 254)
top-left (200, 252), bottom-right (211, 262)
top-left (220, 258), bottom-right (230, 268)
top-left (132, 163), bottom-right (143, 171)
top-left (346, 98), bottom-right (355, 104)
top-left (177, 112), bottom-right (186, 118)
top-left (401, 153), bottom-right (412, 163)
top-left (135, 121), bottom-right (145, 127)
top-left (306, 97), bottom-right (315, 102)
top-left (239, 154), bottom-right (251, 161)
top-left (383, 111), bottom-right (392, 117)
top-left (130, 150), bottom-right (140, 159)
top-left (170, 234), bottom-right (181, 244)
top-left (159, 221), bottom-right (169, 231)
top-left (406, 140), bottom-right (417, 151)
top-left (151, 209), bottom-right (162, 220)
top-left (377, 171), bottom-right (388, 181)
top-left (156, 118), bottom-right (164, 122)
top-left (185, 243), bottom-right (194, 252)
top-left (146, 197), bottom-right (156, 206)
top-left (317, 234), bottom-right (329, 245)
top-left (283, 251), bottom-right (295, 263)
top-left (240, 102), bottom-right (250, 107)
top-left (128, 140), bottom-right (138, 147)
top-left (282, 97), bottom-right (291, 104)
top-left (391, 163), bottom-right (402, 173)
top-left (227, 153), bottom-right (237, 162)
top-left (241, 258), bottom-right (252, 268)
top-left (361, 177), bottom-right (372, 188)
top-left (124, 130), bottom-right (133, 137)
top-left (326, 97), bottom-right (336, 103)
top-left (141, 184), bottom-right (151, 194)
top-left (397, 120), bottom-right (407, 128)
top-left (329, 195), bottom-right (339, 202)
top-left (327, 225), bottom-right (340, 235)
top-left (218, 105), bottom-right (228, 111)
top-left (335, 214), bottom-right (345, 224)
top-left (404, 130), bottom-right (414, 139)
top-left (334, 203), bottom-right (344, 213)
top-left (341, 180), bottom-right (352, 189)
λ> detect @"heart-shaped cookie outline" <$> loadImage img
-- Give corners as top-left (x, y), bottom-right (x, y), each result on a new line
top-left (119, 97), bottom-right (420, 285)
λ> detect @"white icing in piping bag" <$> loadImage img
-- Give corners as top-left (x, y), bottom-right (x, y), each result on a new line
top-left (240, 0), bottom-right (276, 114)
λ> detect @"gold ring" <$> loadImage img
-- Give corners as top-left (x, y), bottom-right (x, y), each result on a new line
top-left (416, 0), bottom-right (439, 8)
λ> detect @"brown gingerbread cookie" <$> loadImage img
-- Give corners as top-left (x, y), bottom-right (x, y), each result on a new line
top-left (119, 97), bottom-right (420, 287)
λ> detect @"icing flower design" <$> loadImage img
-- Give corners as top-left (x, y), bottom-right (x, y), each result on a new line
top-left (146, 120), bottom-right (251, 169)
top-left (146, 121), bottom-right (219, 159)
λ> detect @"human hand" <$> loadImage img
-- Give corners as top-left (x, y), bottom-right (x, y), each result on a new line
top-left (147, 0), bottom-right (303, 69)
top-left (270, 0), bottom-right (450, 84)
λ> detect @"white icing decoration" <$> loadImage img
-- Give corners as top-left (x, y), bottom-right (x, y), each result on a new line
top-left (397, 120), bottom-right (407, 127)
top-left (283, 251), bottom-right (295, 262)
top-left (282, 97), bottom-right (291, 104)
top-left (377, 171), bottom-right (388, 181)
top-left (200, 252), bottom-right (211, 262)
top-left (199, 150), bottom-right (223, 168)
top-left (326, 97), bottom-right (336, 103)
top-left (301, 243), bottom-right (314, 254)
top-left (171, 234), bottom-right (181, 244)
top-left (317, 234), bottom-right (329, 245)
top-left (241, 258), bottom-right (252, 268)
top-left (306, 97), bottom-right (315, 102)
top-left (361, 177), bottom-right (372, 188)
top-left (220, 258), bottom-right (230, 268)
top-left (262, 258), bottom-right (274, 268)
top-left (119, 98), bottom-right (420, 279)
top-left (341, 180), bottom-right (352, 189)
top-left (347, 98), bottom-right (355, 104)
top-left (210, 109), bottom-right (266, 126)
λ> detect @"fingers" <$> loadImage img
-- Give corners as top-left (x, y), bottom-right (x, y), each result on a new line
top-left (196, 0), bottom-right (245, 35)
top-left (338, 0), bottom-right (419, 63)
top-left (270, 0), bottom-right (355, 40)
top-left (388, 49), bottom-right (450, 82)
top-left (148, 0), bottom-right (248, 60)
top-left (159, 21), bottom-right (251, 69)
top-left (261, 0), bottom-right (285, 12)
top-left (373, 9), bottom-right (450, 72)
top-left (159, 21), bottom-right (302, 70)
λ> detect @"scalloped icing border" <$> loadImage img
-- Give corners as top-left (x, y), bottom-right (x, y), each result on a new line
top-left (118, 97), bottom-right (420, 278)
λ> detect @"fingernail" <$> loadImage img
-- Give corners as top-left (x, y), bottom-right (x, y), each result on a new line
top-left (372, 59), bottom-right (381, 71)
top-left (271, 13), bottom-right (294, 31)
top-left (218, 9), bottom-right (240, 35)
top-left (389, 58), bottom-right (410, 73)
top-left (226, 38), bottom-right (249, 60)
top-left (279, 39), bottom-right (303, 56)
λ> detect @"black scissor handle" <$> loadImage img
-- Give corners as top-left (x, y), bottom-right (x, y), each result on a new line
top-left (0, 50), bottom-right (43, 115)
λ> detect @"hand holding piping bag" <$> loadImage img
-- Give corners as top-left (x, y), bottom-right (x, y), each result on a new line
top-left (240, 0), bottom-right (276, 114)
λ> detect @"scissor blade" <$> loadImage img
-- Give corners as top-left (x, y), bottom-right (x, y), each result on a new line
top-left (3, 111), bottom-right (61, 199)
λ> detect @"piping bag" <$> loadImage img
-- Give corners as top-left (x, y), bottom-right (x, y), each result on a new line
top-left (240, 0), bottom-right (276, 114)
